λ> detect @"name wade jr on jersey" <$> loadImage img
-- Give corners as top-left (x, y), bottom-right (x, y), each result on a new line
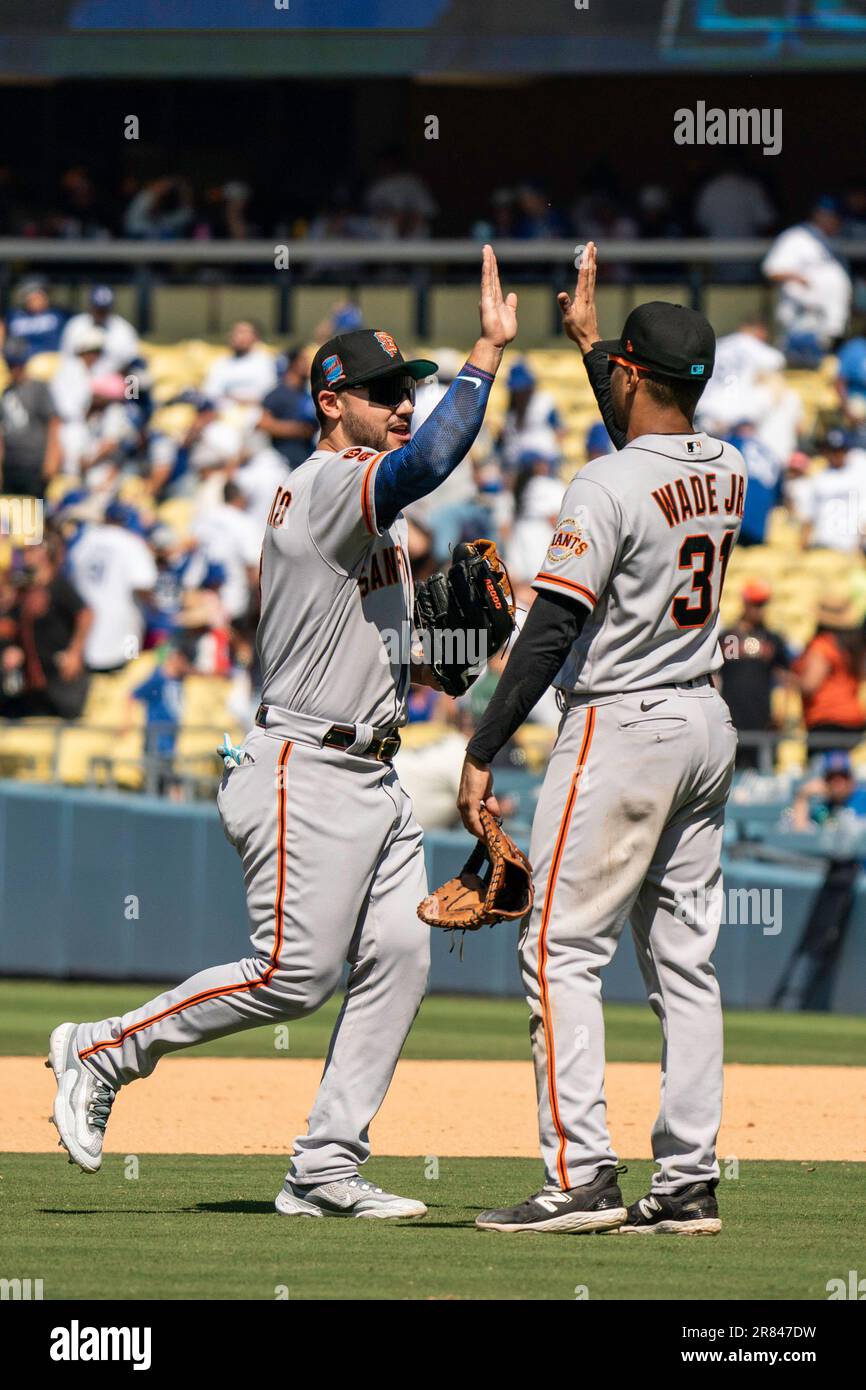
top-left (651, 469), bottom-right (745, 529)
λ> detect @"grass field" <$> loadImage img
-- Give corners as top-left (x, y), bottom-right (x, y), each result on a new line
top-left (3, 979), bottom-right (866, 1064)
top-left (3, 981), bottom-right (864, 1300)
top-left (0, 1155), bottom-right (860, 1301)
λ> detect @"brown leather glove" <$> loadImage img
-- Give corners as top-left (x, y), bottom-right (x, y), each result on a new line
top-left (417, 804), bottom-right (534, 932)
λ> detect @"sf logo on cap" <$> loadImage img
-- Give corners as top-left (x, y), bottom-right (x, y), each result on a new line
top-left (374, 331), bottom-right (399, 358)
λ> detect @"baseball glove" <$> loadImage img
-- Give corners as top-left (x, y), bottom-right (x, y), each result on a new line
top-left (414, 538), bottom-right (515, 698)
top-left (417, 805), bottom-right (534, 934)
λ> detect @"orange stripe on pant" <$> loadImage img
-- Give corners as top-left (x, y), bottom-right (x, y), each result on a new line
top-left (79, 740), bottom-right (294, 1062)
top-left (536, 706), bottom-right (596, 1190)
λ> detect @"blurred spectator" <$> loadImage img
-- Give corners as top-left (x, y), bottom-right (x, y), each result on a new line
top-left (258, 345), bottom-right (317, 470)
top-left (3, 280), bottom-right (68, 355)
top-left (202, 321), bottom-right (277, 408)
top-left (123, 177), bottom-right (194, 239)
top-left (67, 503), bottom-right (158, 672)
top-left (798, 428), bottom-right (866, 552)
top-left (696, 320), bottom-right (802, 463)
top-left (423, 457), bottom-right (511, 567)
top-left (571, 188), bottom-right (637, 281)
top-left (73, 374), bottom-right (138, 493)
top-left (1, 536), bottom-right (91, 719)
top-left (192, 480), bottom-right (262, 623)
top-left (693, 158), bottom-right (776, 277)
top-left (365, 147), bottom-right (437, 239)
top-left (790, 751), bottom-right (866, 832)
top-left (512, 184), bottom-right (567, 240)
top-left (835, 334), bottom-right (866, 432)
top-left (472, 187), bottom-right (517, 241)
top-left (188, 420), bottom-right (244, 506)
top-left (506, 456), bottom-right (567, 586)
top-left (53, 326), bottom-right (105, 418)
top-left (636, 184), bottom-right (682, 240)
top-left (793, 593), bottom-right (866, 759)
top-left (719, 581), bottom-right (790, 770)
top-left (235, 444), bottom-right (291, 529)
top-left (782, 450), bottom-right (814, 526)
top-left (54, 165), bottom-right (112, 240)
top-left (203, 181), bottom-right (255, 240)
top-left (0, 338), bottom-right (61, 498)
top-left (775, 750), bottom-right (866, 1011)
top-left (61, 286), bottom-right (140, 375)
top-left (497, 360), bottom-right (565, 472)
top-left (585, 420), bottom-right (613, 461)
top-left (762, 197), bottom-right (852, 365)
top-left (129, 644), bottom-right (191, 796)
top-left (312, 300), bottom-right (365, 344)
top-left (723, 424), bottom-right (784, 547)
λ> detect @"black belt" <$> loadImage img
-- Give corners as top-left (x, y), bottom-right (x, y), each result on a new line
top-left (323, 723), bottom-right (402, 762)
top-left (255, 706), bottom-right (401, 762)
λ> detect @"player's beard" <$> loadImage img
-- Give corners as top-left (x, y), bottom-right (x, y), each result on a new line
top-left (340, 399), bottom-right (391, 452)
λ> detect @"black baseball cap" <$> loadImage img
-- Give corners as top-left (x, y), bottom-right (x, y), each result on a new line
top-left (311, 329), bottom-right (438, 401)
top-left (597, 302), bottom-right (715, 383)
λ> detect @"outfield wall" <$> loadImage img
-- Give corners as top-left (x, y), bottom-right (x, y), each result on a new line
top-left (1, 783), bottom-right (864, 1013)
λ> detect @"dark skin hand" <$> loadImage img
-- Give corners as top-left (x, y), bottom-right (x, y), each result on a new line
top-left (457, 752), bottom-right (504, 839)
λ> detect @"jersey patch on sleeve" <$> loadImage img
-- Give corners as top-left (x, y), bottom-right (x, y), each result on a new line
top-left (545, 518), bottom-right (589, 566)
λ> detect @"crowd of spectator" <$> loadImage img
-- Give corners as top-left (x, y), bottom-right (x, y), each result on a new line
top-left (2, 220), bottom-right (866, 813)
top-left (2, 154), bottom-right (866, 261)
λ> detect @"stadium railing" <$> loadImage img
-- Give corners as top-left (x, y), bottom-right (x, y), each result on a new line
top-left (2, 237), bottom-right (865, 337)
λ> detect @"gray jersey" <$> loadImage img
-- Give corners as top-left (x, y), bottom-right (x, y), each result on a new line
top-left (534, 432), bottom-right (746, 695)
top-left (257, 445), bottom-right (412, 727)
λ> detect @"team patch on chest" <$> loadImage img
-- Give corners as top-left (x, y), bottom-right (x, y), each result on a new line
top-left (546, 518), bottom-right (589, 566)
top-left (358, 543), bottom-right (408, 598)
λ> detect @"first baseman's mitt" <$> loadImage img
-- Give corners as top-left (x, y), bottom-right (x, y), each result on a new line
top-left (414, 538), bottom-right (515, 698)
top-left (417, 805), bottom-right (534, 933)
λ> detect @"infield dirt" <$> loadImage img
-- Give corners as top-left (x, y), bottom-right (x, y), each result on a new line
top-left (6, 1057), bottom-right (865, 1161)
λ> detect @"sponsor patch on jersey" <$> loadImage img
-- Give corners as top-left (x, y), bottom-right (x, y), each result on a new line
top-left (546, 518), bottom-right (589, 565)
top-left (323, 353), bottom-right (346, 386)
top-left (374, 331), bottom-right (399, 359)
top-left (686, 439), bottom-right (703, 455)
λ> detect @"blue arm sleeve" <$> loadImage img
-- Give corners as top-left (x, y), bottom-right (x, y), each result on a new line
top-left (374, 361), bottom-right (495, 529)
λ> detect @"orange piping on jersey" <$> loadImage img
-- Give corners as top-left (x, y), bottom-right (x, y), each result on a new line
top-left (535, 572), bottom-right (597, 607)
top-left (79, 741), bottom-right (295, 1063)
top-left (537, 706), bottom-right (596, 1190)
top-left (361, 452), bottom-right (385, 535)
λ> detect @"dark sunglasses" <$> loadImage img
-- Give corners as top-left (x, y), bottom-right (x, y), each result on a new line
top-left (362, 374), bottom-right (417, 409)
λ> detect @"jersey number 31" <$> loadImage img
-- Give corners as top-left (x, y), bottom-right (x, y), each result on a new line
top-left (672, 531), bottom-right (736, 629)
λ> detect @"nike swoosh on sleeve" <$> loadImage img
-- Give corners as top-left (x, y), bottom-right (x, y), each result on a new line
top-left (456, 375), bottom-right (482, 390)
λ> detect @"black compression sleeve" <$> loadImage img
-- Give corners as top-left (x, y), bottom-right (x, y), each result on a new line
top-left (466, 589), bottom-right (588, 764)
top-left (583, 345), bottom-right (627, 451)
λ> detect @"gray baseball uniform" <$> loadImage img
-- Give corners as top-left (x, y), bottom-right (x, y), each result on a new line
top-left (76, 445), bottom-right (430, 1185)
top-left (523, 431), bottom-right (745, 1193)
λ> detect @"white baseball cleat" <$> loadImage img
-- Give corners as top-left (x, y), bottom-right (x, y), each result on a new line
top-left (46, 1022), bottom-right (116, 1174)
top-left (275, 1174), bottom-right (428, 1220)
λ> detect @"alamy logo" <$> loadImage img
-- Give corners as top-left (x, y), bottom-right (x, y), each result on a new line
top-left (0, 1277), bottom-right (43, 1300)
top-left (674, 102), bottom-right (782, 157)
top-left (50, 1321), bottom-right (152, 1371)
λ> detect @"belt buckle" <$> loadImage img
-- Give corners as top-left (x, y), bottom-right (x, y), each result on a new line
top-left (377, 733), bottom-right (401, 762)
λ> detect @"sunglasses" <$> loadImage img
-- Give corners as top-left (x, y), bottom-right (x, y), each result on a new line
top-left (607, 354), bottom-right (651, 378)
top-left (359, 374), bottom-right (417, 410)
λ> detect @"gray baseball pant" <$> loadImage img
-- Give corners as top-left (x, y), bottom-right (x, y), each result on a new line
top-left (520, 682), bottom-right (737, 1194)
top-left (76, 723), bottom-right (430, 1184)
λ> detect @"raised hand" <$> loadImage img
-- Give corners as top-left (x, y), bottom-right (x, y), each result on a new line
top-left (479, 244), bottom-right (518, 349)
top-left (557, 240), bottom-right (600, 354)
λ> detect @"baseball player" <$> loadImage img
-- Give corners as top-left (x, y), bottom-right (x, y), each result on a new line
top-left (458, 243), bottom-right (744, 1235)
top-left (47, 246), bottom-right (518, 1221)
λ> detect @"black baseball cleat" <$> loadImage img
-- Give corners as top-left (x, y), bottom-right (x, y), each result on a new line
top-left (618, 1180), bottom-right (721, 1236)
top-left (475, 1165), bottom-right (627, 1234)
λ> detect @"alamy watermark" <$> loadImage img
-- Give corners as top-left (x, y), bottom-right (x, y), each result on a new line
top-left (674, 102), bottom-right (782, 157)
top-left (675, 885), bottom-right (783, 936)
